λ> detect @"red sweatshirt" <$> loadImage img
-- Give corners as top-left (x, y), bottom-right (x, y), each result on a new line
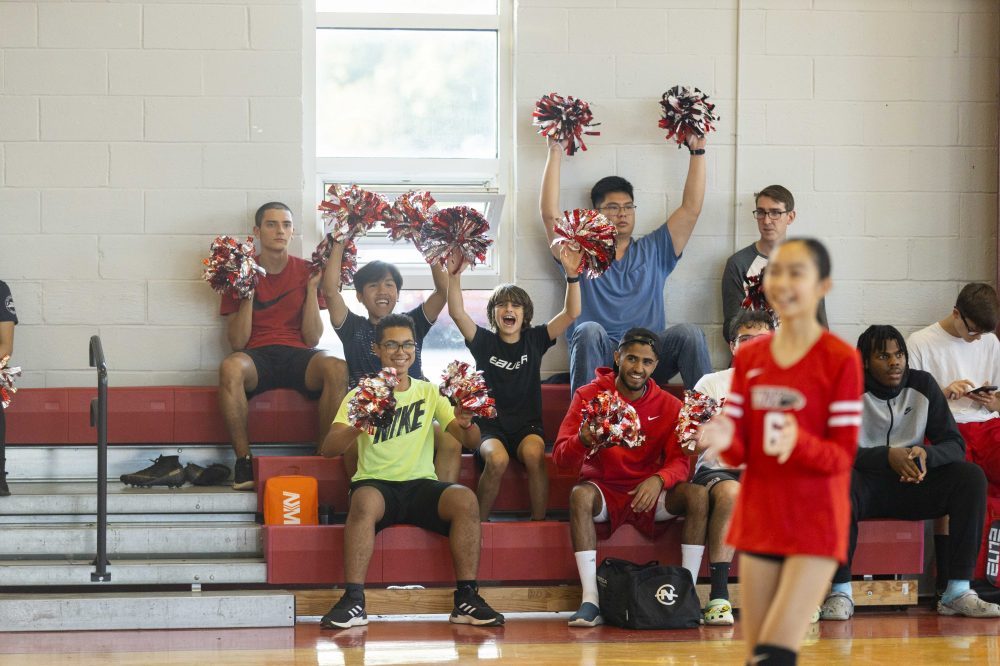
top-left (553, 367), bottom-right (688, 492)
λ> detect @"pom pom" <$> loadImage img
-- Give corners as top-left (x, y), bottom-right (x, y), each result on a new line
top-left (348, 368), bottom-right (400, 436)
top-left (419, 206), bottom-right (493, 271)
top-left (388, 190), bottom-right (437, 245)
top-left (551, 209), bottom-right (616, 278)
top-left (675, 390), bottom-right (726, 451)
top-left (439, 361), bottom-right (497, 419)
top-left (740, 273), bottom-right (778, 327)
top-left (318, 184), bottom-right (391, 242)
top-left (532, 92), bottom-right (601, 156)
top-left (658, 85), bottom-right (719, 148)
top-left (202, 235), bottom-right (265, 299)
top-left (310, 234), bottom-right (359, 288)
top-left (581, 391), bottom-right (645, 458)
top-left (0, 355), bottom-right (21, 409)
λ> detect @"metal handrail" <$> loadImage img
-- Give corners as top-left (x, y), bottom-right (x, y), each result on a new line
top-left (89, 336), bottom-right (110, 582)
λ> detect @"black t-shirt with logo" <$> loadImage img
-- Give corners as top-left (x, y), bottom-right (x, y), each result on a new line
top-left (467, 324), bottom-right (555, 433)
top-left (0, 281), bottom-right (16, 325)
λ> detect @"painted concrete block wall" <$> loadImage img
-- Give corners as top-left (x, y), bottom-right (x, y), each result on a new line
top-left (0, 1), bottom-right (997, 386)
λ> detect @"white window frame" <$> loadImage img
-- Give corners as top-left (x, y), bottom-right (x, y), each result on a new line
top-left (305, 4), bottom-right (514, 290)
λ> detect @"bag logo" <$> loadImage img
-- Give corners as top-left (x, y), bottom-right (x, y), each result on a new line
top-left (282, 490), bottom-right (301, 524)
top-left (655, 584), bottom-right (678, 606)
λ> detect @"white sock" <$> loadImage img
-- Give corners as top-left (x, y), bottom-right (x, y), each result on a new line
top-left (681, 544), bottom-right (706, 585)
top-left (575, 550), bottom-right (599, 606)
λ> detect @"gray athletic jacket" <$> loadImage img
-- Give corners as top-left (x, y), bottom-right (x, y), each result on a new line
top-left (856, 368), bottom-right (966, 471)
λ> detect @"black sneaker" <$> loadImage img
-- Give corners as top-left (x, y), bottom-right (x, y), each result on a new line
top-left (233, 456), bottom-right (254, 491)
top-left (450, 588), bottom-right (505, 626)
top-left (320, 594), bottom-right (368, 629)
top-left (0, 471), bottom-right (9, 498)
top-left (120, 455), bottom-right (185, 488)
top-left (185, 462), bottom-right (231, 486)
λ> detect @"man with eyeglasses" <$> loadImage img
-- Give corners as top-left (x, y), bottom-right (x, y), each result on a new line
top-left (539, 133), bottom-right (711, 394)
top-left (720, 185), bottom-right (828, 344)
top-left (907, 283), bottom-right (1000, 493)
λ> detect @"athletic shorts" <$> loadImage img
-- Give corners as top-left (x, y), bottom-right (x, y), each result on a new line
top-left (474, 422), bottom-right (545, 468)
top-left (586, 479), bottom-right (677, 536)
top-left (243, 345), bottom-right (322, 399)
top-left (691, 467), bottom-right (742, 489)
top-left (743, 551), bottom-right (786, 563)
top-left (349, 478), bottom-right (455, 535)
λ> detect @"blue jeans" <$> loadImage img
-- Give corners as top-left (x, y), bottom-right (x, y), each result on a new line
top-left (569, 321), bottom-right (712, 394)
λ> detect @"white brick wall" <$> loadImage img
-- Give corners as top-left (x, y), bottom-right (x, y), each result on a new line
top-left (0, 1), bottom-right (996, 387)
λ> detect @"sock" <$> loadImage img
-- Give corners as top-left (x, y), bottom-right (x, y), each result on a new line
top-left (575, 550), bottom-right (599, 606)
top-left (456, 579), bottom-right (478, 596)
top-left (941, 579), bottom-right (971, 605)
top-left (681, 544), bottom-right (706, 585)
top-left (750, 643), bottom-right (797, 666)
top-left (344, 583), bottom-right (365, 602)
top-left (709, 562), bottom-right (731, 600)
top-left (831, 581), bottom-right (853, 598)
top-left (935, 534), bottom-right (951, 591)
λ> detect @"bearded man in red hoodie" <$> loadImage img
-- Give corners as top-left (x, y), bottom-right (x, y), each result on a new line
top-left (554, 328), bottom-right (708, 627)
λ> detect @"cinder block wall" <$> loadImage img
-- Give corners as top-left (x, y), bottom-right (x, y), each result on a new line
top-left (0, 1), bottom-right (996, 385)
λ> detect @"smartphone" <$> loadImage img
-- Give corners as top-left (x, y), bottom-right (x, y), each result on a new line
top-left (914, 455), bottom-right (924, 474)
top-left (970, 385), bottom-right (999, 395)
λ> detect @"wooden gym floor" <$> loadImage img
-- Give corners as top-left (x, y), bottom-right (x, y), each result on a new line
top-left (0, 606), bottom-right (998, 665)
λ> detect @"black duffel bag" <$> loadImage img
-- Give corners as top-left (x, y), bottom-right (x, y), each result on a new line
top-left (597, 557), bottom-right (701, 629)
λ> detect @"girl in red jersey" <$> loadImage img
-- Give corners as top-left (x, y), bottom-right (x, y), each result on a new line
top-left (698, 238), bottom-right (862, 666)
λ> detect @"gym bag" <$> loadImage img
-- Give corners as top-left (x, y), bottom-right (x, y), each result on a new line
top-left (597, 557), bottom-right (701, 629)
top-left (263, 474), bottom-right (319, 526)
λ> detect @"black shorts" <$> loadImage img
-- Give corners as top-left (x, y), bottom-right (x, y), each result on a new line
top-left (349, 478), bottom-right (455, 536)
top-left (474, 422), bottom-right (545, 468)
top-left (691, 467), bottom-right (742, 489)
top-left (243, 345), bottom-right (322, 399)
top-left (744, 551), bottom-right (786, 563)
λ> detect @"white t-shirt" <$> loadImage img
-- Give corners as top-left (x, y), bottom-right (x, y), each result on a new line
top-left (692, 368), bottom-right (736, 474)
top-left (907, 322), bottom-right (1000, 424)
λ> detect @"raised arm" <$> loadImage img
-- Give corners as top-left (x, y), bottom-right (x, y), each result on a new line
top-left (546, 245), bottom-right (583, 339)
top-left (301, 271), bottom-right (324, 348)
top-left (539, 138), bottom-right (565, 260)
top-left (320, 240), bottom-right (350, 328)
top-left (446, 254), bottom-right (477, 343)
top-left (422, 259), bottom-right (449, 322)
top-left (0, 321), bottom-right (13, 359)
top-left (225, 296), bottom-right (254, 350)
top-left (665, 136), bottom-right (707, 256)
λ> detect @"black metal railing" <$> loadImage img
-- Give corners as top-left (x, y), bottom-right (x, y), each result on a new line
top-left (89, 335), bottom-right (111, 582)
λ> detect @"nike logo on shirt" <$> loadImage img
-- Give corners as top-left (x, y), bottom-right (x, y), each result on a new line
top-left (647, 415), bottom-right (660, 421)
top-left (254, 289), bottom-right (296, 310)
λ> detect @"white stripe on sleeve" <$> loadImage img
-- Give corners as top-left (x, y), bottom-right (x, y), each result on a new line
top-left (724, 405), bottom-right (744, 418)
top-left (828, 415), bottom-right (862, 427)
top-left (829, 401), bottom-right (862, 413)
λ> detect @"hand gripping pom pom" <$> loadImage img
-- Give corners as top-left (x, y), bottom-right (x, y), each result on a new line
top-left (675, 390), bottom-right (726, 451)
top-left (439, 361), bottom-right (497, 420)
top-left (533, 93), bottom-right (601, 156)
top-left (581, 391), bottom-right (645, 459)
top-left (348, 368), bottom-right (400, 436)
top-left (551, 209), bottom-right (616, 278)
top-left (740, 273), bottom-right (779, 327)
top-left (658, 85), bottom-right (719, 148)
top-left (317, 184), bottom-right (391, 243)
top-left (0, 355), bottom-right (21, 409)
top-left (310, 234), bottom-right (359, 288)
top-left (419, 206), bottom-right (493, 271)
top-left (202, 235), bottom-right (265, 300)
top-left (388, 191), bottom-right (437, 245)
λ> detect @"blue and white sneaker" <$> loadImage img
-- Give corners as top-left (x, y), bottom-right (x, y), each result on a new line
top-left (568, 601), bottom-right (603, 627)
top-left (320, 594), bottom-right (368, 629)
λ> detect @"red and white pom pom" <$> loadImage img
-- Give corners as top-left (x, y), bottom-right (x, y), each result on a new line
top-left (311, 234), bottom-right (359, 287)
top-left (740, 273), bottom-right (778, 326)
top-left (551, 209), bottom-right (616, 278)
top-left (202, 235), bottom-right (265, 299)
top-left (348, 368), bottom-right (400, 436)
top-left (0, 355), bottom-right (21, 409)
top-left (675, 390), bottom-right (726, 451)
top-left (318, 184), bottom-right (391, 242)
top-left (532, 92), bottom-right (601, 156)
top-left (658, 85), bottom-right (719, 148)
top-left (419, 206), bottom-right (493, 271)
top-left (388, 191), bottom-right (437, 245)
top-left (581, 391), bottom-right (645, 458)
top-left (439, 360), bottom-right (497, 420)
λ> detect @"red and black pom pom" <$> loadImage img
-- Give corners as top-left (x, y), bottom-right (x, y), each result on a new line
top-left (388, 190), bottom-right (437, 245)
top-left (0, 354), bottom-right (21, 409)
top-left (658, 85), bottom-right (719, 148)
top-left (418, 206), bottom-right (493, 271)
top-left (349, 368), bottom-right (400, 436)
top-left (675, 390), bottom-right (726, 451)
top-left (439, 361), bottom-right (497, 419)
top-left (533, 93), bottom-right (601, 156)
top-left (581, 391), bottom-right (645, 458)
top-left (318, 184), bottom-right (391, 242)
top-left (202, 235), bottom-right (265, 299)
top-left (551, 209), bottom-right (616, 278)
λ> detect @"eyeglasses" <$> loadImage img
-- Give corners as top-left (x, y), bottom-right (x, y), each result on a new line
top-left (956, 307), bottom-right (984, 336)
top-left (379, 341), bottom-right (417, 352)
top-left (598, 204), bottom-right (637, 215)
top-left (752, 209), bottom-right (790, 221)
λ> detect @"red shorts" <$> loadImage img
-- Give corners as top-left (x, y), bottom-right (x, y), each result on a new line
top-left (587, 479), bottom-right (676, 537)
top-left (958, 420), bottom-right (1000, 497)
